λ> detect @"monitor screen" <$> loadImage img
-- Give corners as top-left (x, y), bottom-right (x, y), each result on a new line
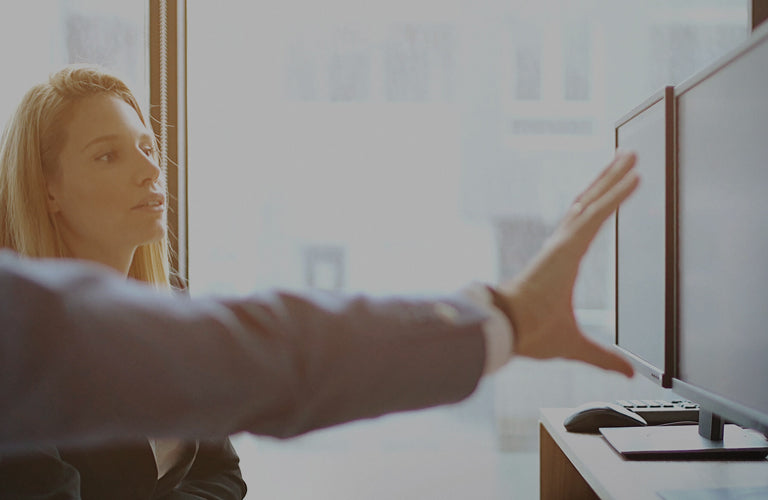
top-left (674, 24), bottom-right (768, 437)
top-left (614, 87), bottom-right (674, 388)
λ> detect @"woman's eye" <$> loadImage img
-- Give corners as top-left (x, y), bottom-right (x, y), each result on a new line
top-left (142, 146), bottom-right (155, 157)
top-left (96, 152), bottom-right (115, 162)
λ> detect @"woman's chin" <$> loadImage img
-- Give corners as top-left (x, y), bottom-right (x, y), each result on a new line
top-left (140, 224), bottom-right (167, 245)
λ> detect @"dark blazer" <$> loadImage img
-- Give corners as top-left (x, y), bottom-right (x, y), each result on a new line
top-left (0, 251), bottom-right (487, 452)
top-left (0, 438), bottom-right (246, 499)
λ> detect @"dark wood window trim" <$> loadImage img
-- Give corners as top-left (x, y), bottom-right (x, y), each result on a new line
top-left (150, 0), bottom-right (188, 287)
top-left (751, 0), bottom-right (768, 31)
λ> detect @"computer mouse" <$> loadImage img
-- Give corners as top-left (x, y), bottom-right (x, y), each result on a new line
top-left (563, 402), bottom-right (648, 433)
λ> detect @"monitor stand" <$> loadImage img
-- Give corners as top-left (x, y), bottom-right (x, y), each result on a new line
top-left (600, 410), bottom-right (768, 460)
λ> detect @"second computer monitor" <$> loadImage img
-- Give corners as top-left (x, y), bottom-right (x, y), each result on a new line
top-left (614, 86), bottom-right (675, 388)
top-left (674, 23), bottom-right (768, 438)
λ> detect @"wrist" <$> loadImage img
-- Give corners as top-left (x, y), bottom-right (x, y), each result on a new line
top-left (486, 286), bottom-right (515, 329)
top-left (460, 283), bottom-right (514, 374)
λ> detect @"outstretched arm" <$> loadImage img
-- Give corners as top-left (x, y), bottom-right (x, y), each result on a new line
top-left (0, 253), bottom-right (487, 451)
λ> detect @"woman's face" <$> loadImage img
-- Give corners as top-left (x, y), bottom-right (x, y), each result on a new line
top-left (46, 94), bottom-right (166, 266)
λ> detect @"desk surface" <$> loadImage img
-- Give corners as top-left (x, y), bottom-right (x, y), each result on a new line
top-left (540, 408), bottom-right (768, 500)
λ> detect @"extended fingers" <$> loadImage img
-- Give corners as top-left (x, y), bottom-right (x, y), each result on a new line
top-left (582, 165), bottom-right (640, 233)
top-left (571, 152), bottom-right (637, 216)
top-left (571, 334), bottom-right (635, 378)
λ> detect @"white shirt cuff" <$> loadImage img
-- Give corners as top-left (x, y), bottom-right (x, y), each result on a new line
top-left (460, 283), bottom-right (514, 374)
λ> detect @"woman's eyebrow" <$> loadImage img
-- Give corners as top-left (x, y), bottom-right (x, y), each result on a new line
top-left (81, 131), bottom-right (153, 152)
top-left (81, 134), bottom-right (119, 152)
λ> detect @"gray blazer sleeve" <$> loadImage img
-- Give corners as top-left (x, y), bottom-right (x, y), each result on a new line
top-left (0, 251), bottom-right (487, 452)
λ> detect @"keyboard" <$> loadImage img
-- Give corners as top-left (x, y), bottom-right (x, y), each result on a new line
top-left (614, 399), bottom-right (700, 426)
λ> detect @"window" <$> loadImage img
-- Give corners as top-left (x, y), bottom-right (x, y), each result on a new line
top-left (564, 21), bottom-right (592, 101)
top-left (651, 22), bottom-right (747, 84)
top-left (0, 1), bottom-right (147, 126)
top-left (186, 1), bottom-right (748, 497)
top-left (512, 20), bottom-right (543, 101)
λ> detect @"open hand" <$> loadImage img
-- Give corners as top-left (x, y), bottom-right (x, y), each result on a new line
top-left (498, 152), bottom-right (639, 377)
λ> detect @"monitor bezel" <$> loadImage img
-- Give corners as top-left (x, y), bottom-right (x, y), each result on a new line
top-left (614, 86), bottom-right (676, 388)
top-left (672, 21), bottom-right (768, 437)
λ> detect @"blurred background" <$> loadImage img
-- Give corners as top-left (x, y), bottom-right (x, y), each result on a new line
top-left (0, 1), bottom-right (750, 497)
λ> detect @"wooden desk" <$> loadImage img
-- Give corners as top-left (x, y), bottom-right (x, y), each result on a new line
top-left (539, 408), bottom-right (768, 500)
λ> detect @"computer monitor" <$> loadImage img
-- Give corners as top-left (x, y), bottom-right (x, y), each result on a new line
top-left (614, 87), bottom-right (675, 388)
top-left (673, 20), bottom-right (768, 443)
top-left (602, 22), bottom-right (768, 460)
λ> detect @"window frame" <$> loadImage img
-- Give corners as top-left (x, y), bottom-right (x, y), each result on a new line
top-left (150, 0), bottom-right (188, 287)
top-left (751, 0), bottom-right (768, 30)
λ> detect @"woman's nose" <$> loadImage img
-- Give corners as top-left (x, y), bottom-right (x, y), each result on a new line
top-left (136, 149), bottom-right (163, 186)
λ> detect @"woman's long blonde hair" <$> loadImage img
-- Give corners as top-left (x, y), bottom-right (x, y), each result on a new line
top-left (0, 64), bottom-right (169, 287)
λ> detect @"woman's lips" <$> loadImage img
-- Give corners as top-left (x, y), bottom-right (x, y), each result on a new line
top-left (132, 194), bottom-right (165, 210)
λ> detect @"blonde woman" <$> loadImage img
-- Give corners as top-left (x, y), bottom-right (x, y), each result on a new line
top-left (0, 65), bottom-right (245, 499)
